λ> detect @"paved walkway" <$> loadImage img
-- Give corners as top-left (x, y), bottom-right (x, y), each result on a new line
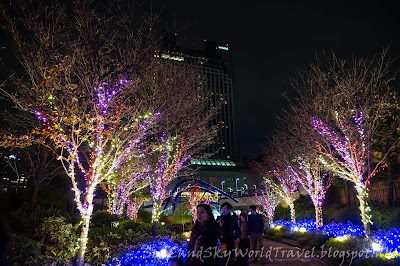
top-left (251, 239), bottom-right (328, 266)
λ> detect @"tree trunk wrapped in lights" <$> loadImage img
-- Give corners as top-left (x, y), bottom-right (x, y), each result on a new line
top-left (265, 129), bottom-right (332, 230)
top-left (287, 158), bottom-right (332, 229)
top-left (265, 168), bottom-right (298, 225)
top-left (139, 62), bottom-right (218, 237)
top-left (0, 1), bottom-right (164, 264)
top-left (186, 185), bottom-right (199, 221)
top-left (252, 159), bottom-right (298, 225)
top-left (312, 113), bottom-right (380, 235)
top-left (34, 81), bottom-right (156, 266)
top-left (255, 185), bottom-right (278, 228)
top-left (101, 164), bottom-right (148, 216)
top-left (282, 51), bottom-right (399, 236)
top-left (126, 196), bottom-right (146, 221)
top-left (145, 135), bottom-right (192, 236)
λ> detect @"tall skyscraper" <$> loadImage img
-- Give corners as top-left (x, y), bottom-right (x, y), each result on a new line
top-left (158, 38), bottom-right (239, 161)
top-left (158, 37), bottom-right (255, 210)
top-left (200, 40), bottom-right (237, 161)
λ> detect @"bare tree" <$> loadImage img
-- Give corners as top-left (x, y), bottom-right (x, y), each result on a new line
top-left (138, 62), bottom-right (218, 237)
top-left (0, 0), bottom-right (165, 264)
top-left (4, 144), bottom-right (63, 210)
top-left (0, 110), bottom-right (63, 211)
top-left (101, 159), bottom-right (148, 216)
top-left (267, 128), bottom-right (332, 229)
top-left (255, 184), bottom-right (278, 228)
top-left (286, 50), bottom-right (399, 236)
top-left (287, 157), bottom-right (332, 229)
top-left (252, 156), bottom-right (299, 224)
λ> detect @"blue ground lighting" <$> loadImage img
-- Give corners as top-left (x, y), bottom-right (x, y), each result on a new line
top-left (273, 220), bottom-right (292, 229)
top-left (272, 219), bottom-right (400, 254)
top-left (321, 221), bottom-right (364, 238)
top-left (373, 228), bottom-right (400, 253)
top-left (273, 219), bottom-right (364, 237)
top-left (108, 238), bottom-right (187, 266)
top-left (108, 221), bottom-right (400, 264)
top-left (294, 219), bottom-right (317, 232)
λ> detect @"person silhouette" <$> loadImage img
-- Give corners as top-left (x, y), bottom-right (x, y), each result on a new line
top-left (217, 202), bottom-right (241, 265)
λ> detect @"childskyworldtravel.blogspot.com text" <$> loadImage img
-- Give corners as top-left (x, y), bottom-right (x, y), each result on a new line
top-left (182, 245), bottom-right (379, 265)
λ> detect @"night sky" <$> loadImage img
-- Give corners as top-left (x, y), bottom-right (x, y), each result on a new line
top-left (152, 1), bottom-right (400, 159)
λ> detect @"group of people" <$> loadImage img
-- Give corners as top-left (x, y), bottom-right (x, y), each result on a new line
top-left (180, 203), bottom-right (265, 266)
top-left (2, 204), bottom-right (264, 266)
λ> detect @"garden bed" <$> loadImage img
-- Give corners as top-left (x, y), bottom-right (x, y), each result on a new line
top-left (265, 220), bottom-right (400, 265)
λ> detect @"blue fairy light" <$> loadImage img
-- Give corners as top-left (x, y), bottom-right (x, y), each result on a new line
top-left (273, 219), bottom-right (364, 237)
top-left (321, 221), bottom-right (364, 238)
top-left (272, 219), bottom-right (400, 259)
top-left (373, 228), bottom-right (400, 253)
top-left (108, 238), bottom-right (187, 266)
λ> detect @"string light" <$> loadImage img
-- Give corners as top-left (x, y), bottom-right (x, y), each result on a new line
top-left (126, 197), bottom-right (146, 221)
top-left (108, 239), bottom-right (187, 265)
top-left (187, 185), bottom-right (203, 221)
top-left (255, 184), bottom-right (278, 228)
top-left (373, 228), bottom-right (400, 253)
top-left (287, 157), bottom-right (332, 229)
top-left (4, 76), bottom-right (160, 264)
top-left (267, 167), bottom-right (298, 224)
top-left (312, 110), bottom-right (375, 235)
top-left (145, 135), bottom-right (192, 223)
top-left (273, 219), bottom-right (365, 238)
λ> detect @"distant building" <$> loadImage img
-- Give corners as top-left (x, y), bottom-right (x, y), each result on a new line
top-left (157, 37), bottom-right (239, 161)
top-left (0, 154), bottom-right (28, 192)
top-left (156, 36), bottom-right (258, 212)
top-left (200, 41), bottom-right (237, 161)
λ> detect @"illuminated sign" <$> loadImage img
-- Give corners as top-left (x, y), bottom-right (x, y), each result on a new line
top-left (194, 192), bottom-right (219, 203)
